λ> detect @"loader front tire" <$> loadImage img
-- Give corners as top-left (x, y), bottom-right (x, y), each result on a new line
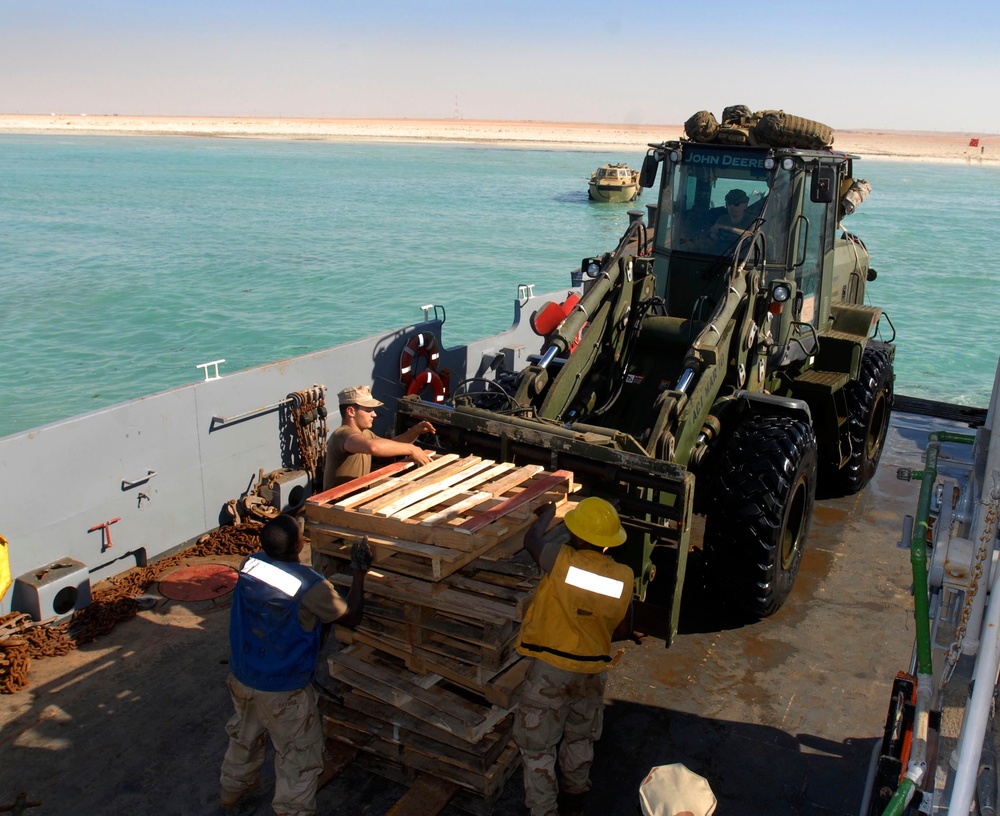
top-left (704, 414), bottom-right (817, 617)
top-left (833, 345), bottom-right (894, 495)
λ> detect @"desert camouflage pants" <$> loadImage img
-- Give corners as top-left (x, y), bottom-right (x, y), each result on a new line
top-left (220, 674), bottom-right (324, 816)
top-left (513, 658), bottom-right (607, 816)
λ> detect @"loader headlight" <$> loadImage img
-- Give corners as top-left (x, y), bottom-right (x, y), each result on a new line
top-left (586, 260), bottom-right (601, 278)
top-left (771, 282), bottom-right (791, 303)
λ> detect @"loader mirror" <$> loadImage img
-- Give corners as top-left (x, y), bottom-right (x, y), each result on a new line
top-left (639, 154), bottom-right (659, 188)
top-left (810, 166), bottom-right (836, 203)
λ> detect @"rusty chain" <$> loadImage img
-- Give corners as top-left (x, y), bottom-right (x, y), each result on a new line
top-left (1, 387), bottom-right (325, 694)
top-left (289, 386), bottom-right (327, 488)
top-left (0, 521), bottom-right (263, 694)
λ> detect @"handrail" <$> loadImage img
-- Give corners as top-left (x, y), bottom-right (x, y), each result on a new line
top-left (881, 430), bottom-right (977, 816)
top-left (210, 398), bottom-right (294, 431)
top-left (196, 359), bottom-right (226, 381)
top-left (420, 303), bottom-right (447, 324)
top-left (121, 470), bottom-right (157, 491)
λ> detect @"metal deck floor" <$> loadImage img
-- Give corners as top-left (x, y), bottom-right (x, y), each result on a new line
top-left (0, 409), bottom-right (970, 815)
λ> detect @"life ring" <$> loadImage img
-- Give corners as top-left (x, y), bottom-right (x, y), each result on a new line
top-left (405, 368), bottom-right (448, 403)
top-left (399, 332), bottom-right (441, 385)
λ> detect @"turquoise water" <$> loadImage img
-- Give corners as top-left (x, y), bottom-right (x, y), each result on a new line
top-left (2, 136), bottom-right (998, 438)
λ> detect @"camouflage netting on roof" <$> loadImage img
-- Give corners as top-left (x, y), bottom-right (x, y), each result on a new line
top-left (684, 106), bottom-right (834, 149)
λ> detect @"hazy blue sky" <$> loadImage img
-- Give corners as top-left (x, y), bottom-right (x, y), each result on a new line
top-left (2, 0), bottom-right (998, 133)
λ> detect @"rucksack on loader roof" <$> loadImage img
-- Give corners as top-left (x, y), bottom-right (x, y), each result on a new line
top-left (685, 106), bottom-right (834, 150)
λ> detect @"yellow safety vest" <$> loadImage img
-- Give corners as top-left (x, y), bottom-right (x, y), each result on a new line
top-left (517, 546), bottom-right (633, 674)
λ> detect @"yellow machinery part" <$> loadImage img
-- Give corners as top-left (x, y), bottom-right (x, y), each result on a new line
top-left (0, 534), bottom-right (10, 599)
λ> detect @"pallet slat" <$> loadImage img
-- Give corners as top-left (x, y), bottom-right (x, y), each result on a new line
top-left (312, 527), bottom-right (500, 581)
top-left (305, 455), bottom-right (572, 557)
top-left (308, 461), bottom-right (413, 505)
top-left (374, 459), bottom-right (496, 518)
top-left (334, 454), bottom-right (461, 509)
top-left (356, 456), bottom-right (483, 515)
top-left (328, 645), bottom-right (509, 744)
top-left (391, 462), bottom-right (514, 521)
top-left (457, 469), bottom-right (574, 533)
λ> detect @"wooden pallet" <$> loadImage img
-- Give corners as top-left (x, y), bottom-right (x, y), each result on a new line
top-left (336, 625), bottom-right (530, 704)
top-left (323, 548), bottom-right (539, 689)
top-left (310, 526), bottom-right (492, 582)
top-left (316, 735), bottom-right (511, 816)
top-left (341, 604), bottom-right (517, 672)
top-left (351, 746), bottom-right (520, 816)
top-left (307, 458), bottom-right (577, 812)
top-left (305, 455), bottom-right (572, 581)
top-left (321, 691), bottom-right (515, 774)
top-left (327, 644), bottom-right (510, 745)
top-left (320, 645), bottom-right (522, 803)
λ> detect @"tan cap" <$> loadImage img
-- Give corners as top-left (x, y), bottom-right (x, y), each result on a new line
top-left (337, 385), bottom-right (383, 408)
top-left (639, 764), bottom-right (717, 816)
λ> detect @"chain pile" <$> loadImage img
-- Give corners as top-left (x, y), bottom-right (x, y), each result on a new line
top-left (0, 521), bottom-right (263, 694)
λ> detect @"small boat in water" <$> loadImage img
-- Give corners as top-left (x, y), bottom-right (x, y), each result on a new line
top-left (588, 162), bottom-right (640, 202)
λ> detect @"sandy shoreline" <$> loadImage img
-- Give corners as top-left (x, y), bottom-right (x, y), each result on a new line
top-left (0, 114), bottom-right (995, 164)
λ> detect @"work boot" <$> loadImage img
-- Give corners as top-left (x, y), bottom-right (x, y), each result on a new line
top-left (558, 788), bottom-right (587, 816)
top-left (220, 779), bottom-right (258, 810)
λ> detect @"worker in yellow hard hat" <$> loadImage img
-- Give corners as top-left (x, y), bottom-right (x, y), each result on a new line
top-left (514, 497), bottom-right (635, 816)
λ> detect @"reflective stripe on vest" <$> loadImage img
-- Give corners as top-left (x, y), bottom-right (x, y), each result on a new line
top-left (564, 565), bottom-right (625, 599)
top-left (241, 557), bottom-right (303, 598)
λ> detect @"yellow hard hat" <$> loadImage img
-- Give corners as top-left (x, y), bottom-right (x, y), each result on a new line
top-left (564, 497), bottom-right (627, 549)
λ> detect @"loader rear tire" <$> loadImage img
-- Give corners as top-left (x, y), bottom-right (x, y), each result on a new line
top-left (704, 415), bottom-right (817, 617)
top-left (832, 345), bottom-right (894, 495)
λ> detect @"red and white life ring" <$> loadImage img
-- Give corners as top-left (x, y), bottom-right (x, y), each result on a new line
top-left (405, 368), bottom-right (447, 403)
top-left (399, 332), bottom-right (441, 385)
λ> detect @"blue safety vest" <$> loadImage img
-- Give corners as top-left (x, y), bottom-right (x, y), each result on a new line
top-left (229, 551), bottom-right (324, 692)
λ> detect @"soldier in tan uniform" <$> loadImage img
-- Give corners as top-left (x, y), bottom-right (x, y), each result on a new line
top-left (322, 385), bottom-right (435, 489)
top-left (514, 498), bottom-right (634, 816)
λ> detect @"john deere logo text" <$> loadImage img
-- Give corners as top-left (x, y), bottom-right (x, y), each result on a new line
top-left (687, 152), bottom-right (767, 169)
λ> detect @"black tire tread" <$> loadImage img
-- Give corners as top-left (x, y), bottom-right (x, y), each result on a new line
top-left (704, 415), bottom-right (818, 617)
top-left (835, 345), bottom-right (894, 494)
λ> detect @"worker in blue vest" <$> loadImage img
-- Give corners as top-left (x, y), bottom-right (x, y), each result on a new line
top-left (219, 514), bottom-right (372, 815)
top-left (514, 498), bottom-right (635, 816)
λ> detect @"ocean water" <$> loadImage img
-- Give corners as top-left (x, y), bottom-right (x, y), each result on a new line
top-left (1, 135), bottom-right (998, 439)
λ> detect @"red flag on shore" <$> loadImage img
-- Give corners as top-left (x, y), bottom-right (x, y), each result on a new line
top-left (969, 138), bottom-right (980, 148)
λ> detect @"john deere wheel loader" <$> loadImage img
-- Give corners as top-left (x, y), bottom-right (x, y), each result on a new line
top-left (396, 107), bottom-right (895, 643)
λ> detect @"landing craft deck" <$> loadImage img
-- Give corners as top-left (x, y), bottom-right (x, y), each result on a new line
top-left (0, 406), bottom-right (967, 815)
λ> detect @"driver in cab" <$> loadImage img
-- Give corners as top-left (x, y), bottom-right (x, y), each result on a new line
top-left (708, 188), bottom-right (754, 243)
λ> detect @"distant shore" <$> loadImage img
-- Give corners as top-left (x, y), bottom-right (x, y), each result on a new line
top-left (0, 114), bottom-right (995, 164)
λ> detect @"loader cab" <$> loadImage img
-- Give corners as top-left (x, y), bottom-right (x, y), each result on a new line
top-left (648, 143), bottom-right (851, 330)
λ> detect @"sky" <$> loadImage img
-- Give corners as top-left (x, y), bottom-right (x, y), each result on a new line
top-left (2, 0), bottom-right (999, 134)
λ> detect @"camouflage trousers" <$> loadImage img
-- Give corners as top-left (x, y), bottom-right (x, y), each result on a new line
top-left (220, 674), bottom-right (324, 816)
top-left (513, 658), bottom-right (607, 816)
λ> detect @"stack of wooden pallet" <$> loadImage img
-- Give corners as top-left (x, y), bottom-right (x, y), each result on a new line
top-left (304, 454), bottom-right (573, 811)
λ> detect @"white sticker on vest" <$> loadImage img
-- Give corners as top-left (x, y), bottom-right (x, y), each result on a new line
top-left (242, 557), bottom-right (303, 597)
top-left (565, 566), bottom-right (624, 599)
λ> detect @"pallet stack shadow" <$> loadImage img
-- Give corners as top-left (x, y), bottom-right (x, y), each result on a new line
top-left (304, 454), bottom-right (573, 812)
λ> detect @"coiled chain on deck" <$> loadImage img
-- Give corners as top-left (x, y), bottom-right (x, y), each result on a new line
top-left (289, 386), bottom-right (328, 488)
top-left (0, 522), bottom-right (263, 694)
top-left (940, 475), bottom-right (999, 688)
